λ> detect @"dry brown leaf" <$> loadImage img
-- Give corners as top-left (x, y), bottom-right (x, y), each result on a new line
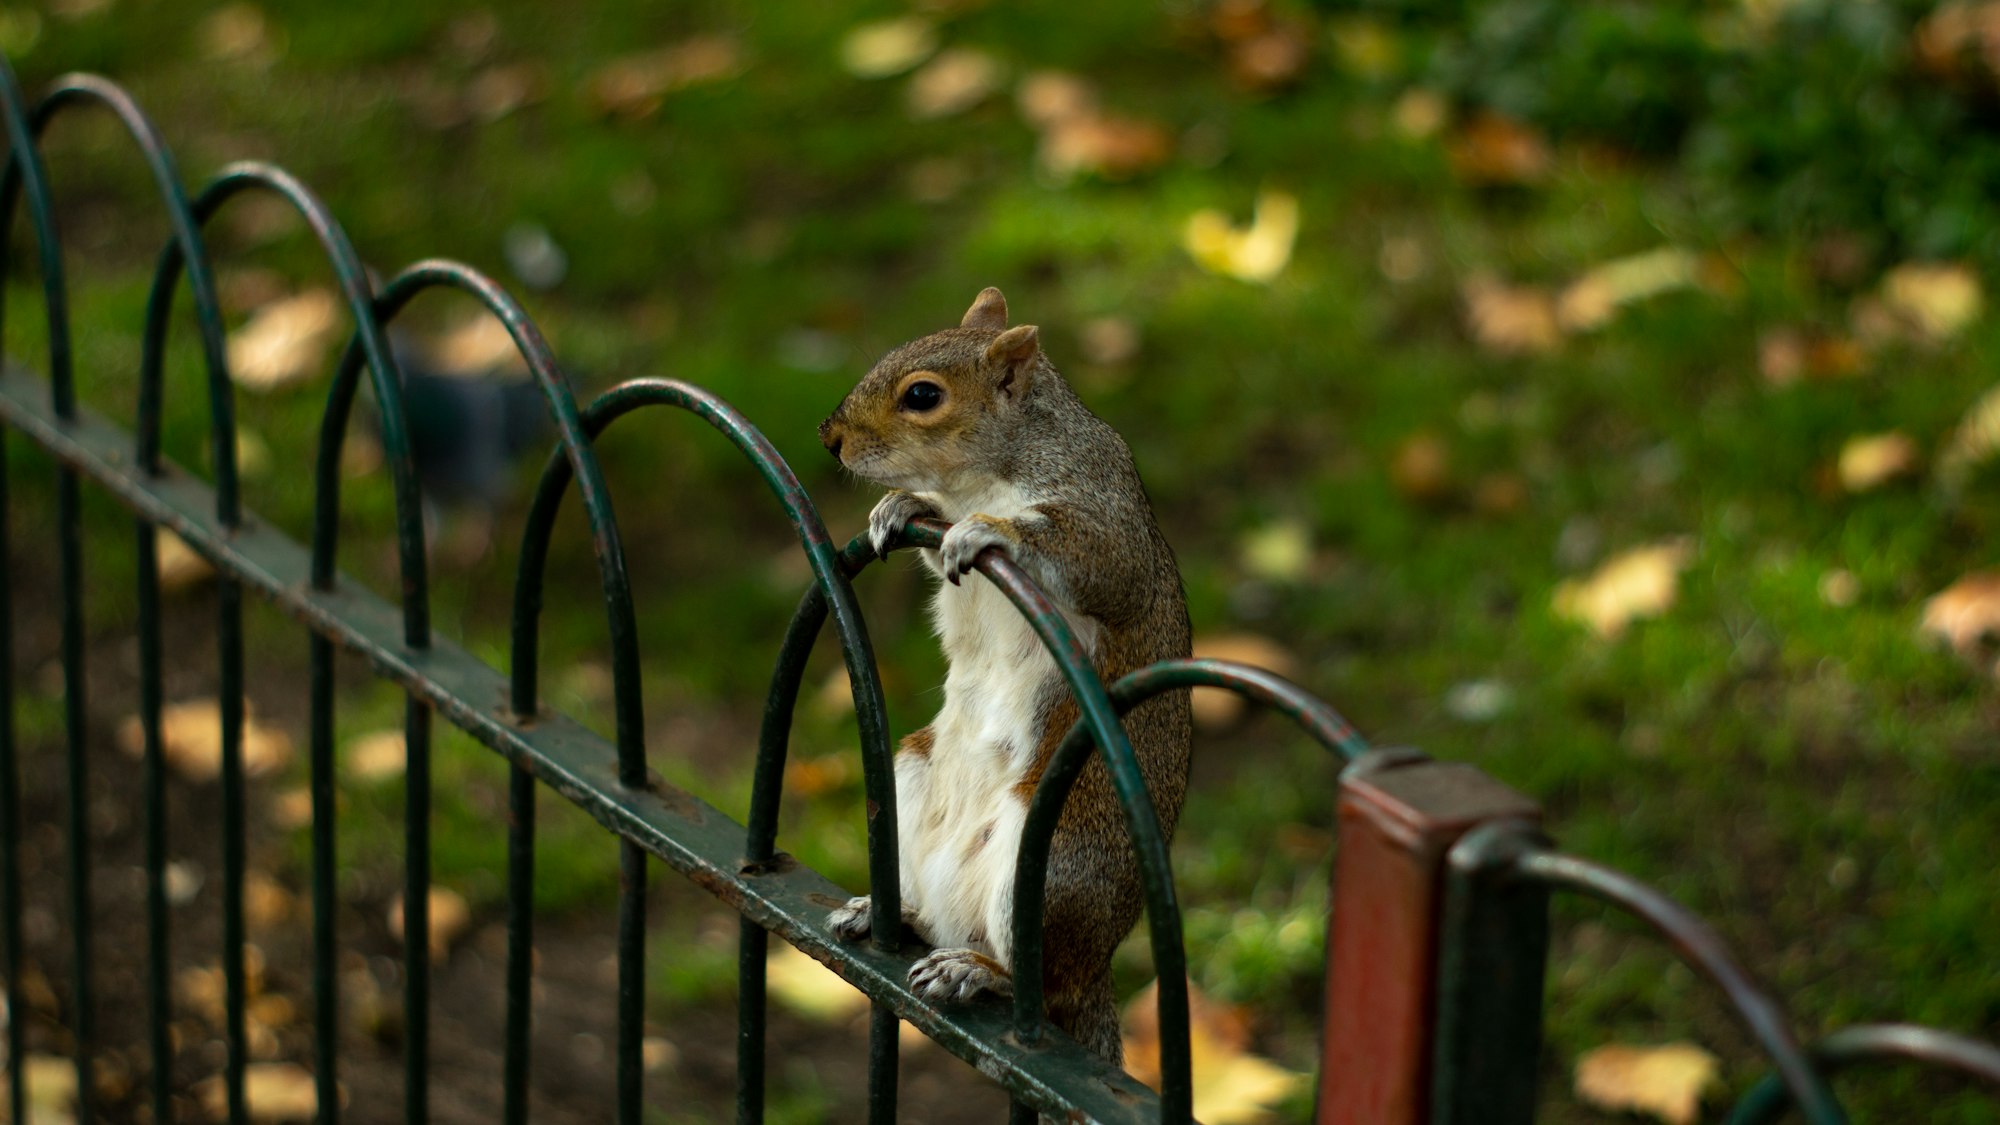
top-left (766, 942), bottom-right (868, 1022)
top-left (116, 699), bottom-right (293, 782)
top-left (1190, 634), bottom-right (1300, 730)
top-left (1389, 431), bottom-right (1452, 503)
top-left (389, 887), bottom-right (472, 964)
top-left (1553, 539), bottom-right (1694, 639)
top-left (1836, 431), bottom-right (1919, 492)
top-left (1574, 1042), bottom-right (1719, 1125)
top-left (1473, 472), bottom-right (1529, 516)
top-left (273, 787), bottom-right (314, 829)
top-left (157, 529), bottom-right (216, 593)
top-left (196, 1062), bottom-right (326, 1121)
top-left (1757, 327), bottom-right (1806, 386)
top-left (1920, 571), bottom-right (2000, 657)
top-left (1184, 190), bottom-right (1298, 283)
top-left (244, 872), bottom-right (295, 931)
top-left (783, 753), bottom-right (855, 798)
top-left (1462, 275), bottom-right (1561, 355)
top-left (228, 289), bottom-right (341, 391)
top-left (587, 35), bottom-right (743, 119)
top-left (1040, 113), bottom-right (1172, 181)
top-left (345, 729), bottom-right (407, 782)
top-left (1447, 113), bottom-right (1551, 186)
top-left (1080, 316), bottom-right (1142, 367)
top-left (1016, 70), bottom-right (1096, 128)
top-left (1122, 980), bottom-right (1306, 1124)
top-left (1880, 261), bottom-right (1983, 342)
top-left (840, 17), bottom-right (937, 78)
top-left (464, 62), bottom-right (546, 123)
top-left (1557, 247), bottom-right (1702, 332)
top-left (1915, 3), bottom-right (2000, 85)
top-left (906, 48), bottom-right (1003, 119)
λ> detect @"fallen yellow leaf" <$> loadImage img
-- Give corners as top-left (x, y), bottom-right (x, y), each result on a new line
top-left (1122, 979), bottom-right (1306, 1124)
top-left (1190, 634), bottom-right (1300, 730)
top-left (1184, 190), bottom-right (1298, 284)
top-left (1836, 431), bottom-right (1919, 492)
top-left (115, 699), bottom-right (293, 782)
top-left (1574, 1042), bottom-right (1720, 1125)
top-left (1557, 247), bottom-right (1703, 332)
top-left (344, 729), bottom-right (407, 782)
top-left (766, 941), bottom-right (868, 1022)
top-left (156, 529), bottom-right (216, 593)
top-left (1880, 261), bottom-right (1983, 342)
top-left (840, 17), bottom-right (936, 79)
top-left (196, 1062), bottom-right (329, 1121)
top-left (388, 887), bottom-right (472, 964)
top-left (1552, 539), bottom-right (1694, 639)
top-left (227, 289), bottom-right (341, 392)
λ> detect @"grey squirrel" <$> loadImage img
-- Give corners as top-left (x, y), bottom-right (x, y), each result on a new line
top-left (818, 287), bottom-right (1192, 1064)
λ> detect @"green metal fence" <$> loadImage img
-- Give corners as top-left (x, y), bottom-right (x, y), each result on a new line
top-left (0, 57), bottom-right (1996, 1124)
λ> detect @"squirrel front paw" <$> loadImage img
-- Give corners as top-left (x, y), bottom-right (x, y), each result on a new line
top-left (827, 896), bottom-right (874, 942)
top-left (938, 515), bottom-right (1016, 585)
top-left (908, 947), bottom-right (1013, 1004)
top-left (867, 491), bottom-right (941, 559)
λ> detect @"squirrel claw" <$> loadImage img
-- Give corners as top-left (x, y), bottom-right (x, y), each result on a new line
top-left (938, 516), bottom-right (1012, 581)
top-left (827, 896), bottom-right (873, 942)
top-left (908, 948), bottom-right (1012, 1005)
top-left (867, 491), bottom-right (939, 559)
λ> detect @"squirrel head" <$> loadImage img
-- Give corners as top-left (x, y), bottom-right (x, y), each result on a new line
top-left (820, 287), bottom-right (1045, 492)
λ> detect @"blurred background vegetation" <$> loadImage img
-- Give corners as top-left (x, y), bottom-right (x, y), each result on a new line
top-left (4, 0), bottom-right (2000, 1121)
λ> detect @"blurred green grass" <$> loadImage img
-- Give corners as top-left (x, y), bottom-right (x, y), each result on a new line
top-left (6, 0), bottom-right (2000, 1120)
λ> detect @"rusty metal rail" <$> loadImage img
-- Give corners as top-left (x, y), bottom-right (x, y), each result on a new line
top-left (0, 56), bottom-right (1995, 1124)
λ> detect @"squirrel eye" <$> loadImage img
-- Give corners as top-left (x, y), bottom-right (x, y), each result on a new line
top-left (900, 381), bottom-right (944, 412)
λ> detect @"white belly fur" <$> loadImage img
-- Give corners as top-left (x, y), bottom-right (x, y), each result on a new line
top-left (896, 485), bottom-right (1098, 968)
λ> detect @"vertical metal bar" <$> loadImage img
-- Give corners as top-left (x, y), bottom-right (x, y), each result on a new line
top-left (57, 465), bottom-right (96, 1125)
top-left (504, 764), bottom-right (535, 1125)
top-left (404, 697), bottom-right (431, 1125)
top-left (739, 583), bottom-right (835, 1125)
top-left (218, 576), bottom-right (248, 1125)
top-left (309, 632), bottom-right (338, 1121)
top-left (617, 840), bottom-right (645, 1125)
top-left (0, 431), bottom-right (23, 1125)
top-left (1430, 820), bottom-right (1550, 1125)
top-left (867, 1006), bottom-right (898, 1125)
top-left (1317, 750), bottom-right (1538, 1125)
top-left (137, 523), bottom-right (172, 1123)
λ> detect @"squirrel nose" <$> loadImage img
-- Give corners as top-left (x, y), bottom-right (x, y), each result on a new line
top-left (819, 417), bottom-right (843, 461)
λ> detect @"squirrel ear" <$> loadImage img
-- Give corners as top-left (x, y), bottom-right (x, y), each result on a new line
top-left (961, 287), bottom-right (1009, 331)
top-left (985, 324), bottom-right (1039, 397)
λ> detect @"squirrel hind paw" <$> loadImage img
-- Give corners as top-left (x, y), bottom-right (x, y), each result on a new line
top-left (826, 896), bottom-right (873, 942)
top-left (907, 947), bottom-right (1013, 1005)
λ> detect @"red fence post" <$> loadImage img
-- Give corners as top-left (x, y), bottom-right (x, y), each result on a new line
top-left (1318, 750), bottom-right (1541, 1125)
